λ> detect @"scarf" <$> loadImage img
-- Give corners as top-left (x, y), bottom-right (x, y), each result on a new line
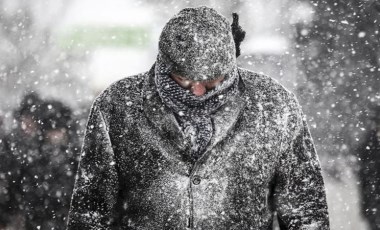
top-left (155, 53), bottom-right (239, 161)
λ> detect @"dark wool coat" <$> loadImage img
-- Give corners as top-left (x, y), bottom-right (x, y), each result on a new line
top-left (67, 67), bottom-right (330, 230)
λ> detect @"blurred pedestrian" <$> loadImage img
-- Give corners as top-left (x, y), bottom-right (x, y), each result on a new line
top-left (20, 100), bottom-right (79, 230)
top-left (68, 6), bottom-right (329, 229)
top-left (0, 92), bottom-right (43, 229)
top-left (1, 94), bottom-right (80, 230)
top-left (357, 106), bottom-right (380, 230)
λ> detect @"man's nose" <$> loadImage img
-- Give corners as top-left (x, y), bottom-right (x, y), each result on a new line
top-left (190, 82), bottom-right (207, 96)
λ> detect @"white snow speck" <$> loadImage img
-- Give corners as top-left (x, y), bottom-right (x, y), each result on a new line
top-left (358, 31), bottom-right (366, 38)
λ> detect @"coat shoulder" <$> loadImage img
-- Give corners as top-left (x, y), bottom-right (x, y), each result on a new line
top-left (90, 72), bottom-right (147, 123)
top-left (238, 67), bottom-right (300, 112)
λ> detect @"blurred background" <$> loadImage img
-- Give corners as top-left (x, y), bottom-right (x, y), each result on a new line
top-left (0, 0), bottom-right (379, 229)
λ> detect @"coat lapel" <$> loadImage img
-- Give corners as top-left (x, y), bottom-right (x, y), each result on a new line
top-left (142, 68), bottom-right (190, 153)
top-left (198, 75), bottom-right (246, 162)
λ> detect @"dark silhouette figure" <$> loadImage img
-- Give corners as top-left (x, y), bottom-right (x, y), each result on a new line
top-left (0, 93), bottom-right (80, 230)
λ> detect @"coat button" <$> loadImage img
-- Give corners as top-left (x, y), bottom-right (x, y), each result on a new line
top-left (192, 175), bottom-right (201, 185)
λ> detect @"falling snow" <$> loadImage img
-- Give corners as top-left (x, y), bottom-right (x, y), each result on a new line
top-left (0, 1), bottom-right (379, 230)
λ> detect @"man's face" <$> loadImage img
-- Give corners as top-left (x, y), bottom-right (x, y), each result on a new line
top-left (20, 115), bottom-right (38, 136)
top-left (170, 73), bottom-right (225, 96)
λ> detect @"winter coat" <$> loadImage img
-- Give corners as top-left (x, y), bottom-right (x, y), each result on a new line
top-left (67, 67), bottom-right (330, 230)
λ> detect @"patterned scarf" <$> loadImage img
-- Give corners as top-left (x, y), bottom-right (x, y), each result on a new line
top-left (155, 53), bottom-right (239, 161)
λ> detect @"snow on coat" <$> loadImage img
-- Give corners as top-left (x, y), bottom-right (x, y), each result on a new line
top-left (67, 66), bottom-right (330, 229)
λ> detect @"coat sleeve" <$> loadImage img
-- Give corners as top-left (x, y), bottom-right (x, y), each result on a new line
top-left (274, 102), bottom-right (330, 230)
top-left (67, 101), bottom-right (119, 229)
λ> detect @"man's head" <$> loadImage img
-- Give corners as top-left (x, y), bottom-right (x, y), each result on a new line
top-left (158, 6), bottom-right (237, 86)
top-left (14, 92), bottom-right (42, 136)
top-left (40, 100), bottom-right (72, 145)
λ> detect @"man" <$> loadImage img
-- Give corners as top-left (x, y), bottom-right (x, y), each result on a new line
top-left (17, 99), bottom-right (79, 229)
top-left (67, 6), bottom-right (329, 229)
top-left (0, 92), bottom-right (43, 229)
top-left (1, 94), bottom-right (79, 229)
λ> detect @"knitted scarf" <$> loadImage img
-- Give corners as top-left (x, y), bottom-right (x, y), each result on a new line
top-left (155, 53), bottom-right (239, 161)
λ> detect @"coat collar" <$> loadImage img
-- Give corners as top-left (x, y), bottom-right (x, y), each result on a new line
top-left (141, 65), bottom-right (247, 162)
